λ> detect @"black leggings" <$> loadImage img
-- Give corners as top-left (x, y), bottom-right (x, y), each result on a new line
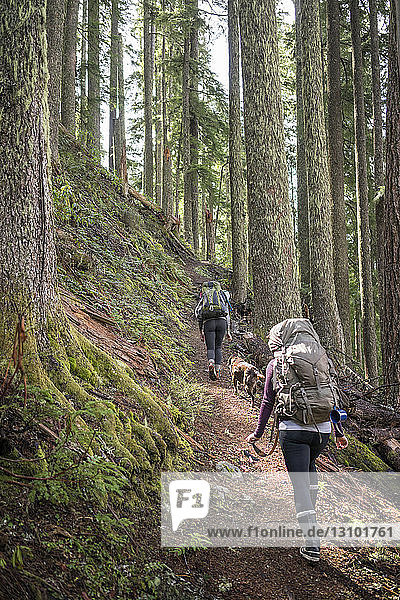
top-left (203, 318), bottom-right (226, 365)
top-left (279, 429), bottom-right (330, 519)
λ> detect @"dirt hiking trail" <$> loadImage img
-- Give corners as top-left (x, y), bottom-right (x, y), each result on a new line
top-left (166, 275), bottom-right (399, 600)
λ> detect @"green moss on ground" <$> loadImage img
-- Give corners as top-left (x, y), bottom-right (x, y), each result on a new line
top-left (0, 133), bottom-right (216, 599)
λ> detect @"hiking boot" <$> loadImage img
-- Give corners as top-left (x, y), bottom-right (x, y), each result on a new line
top-left (209, 363), bottom-right (217, 381)
top-left (299, 547), bottom-right (320, 563)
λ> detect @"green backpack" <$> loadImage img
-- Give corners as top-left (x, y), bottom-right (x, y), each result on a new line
top-left (200, 281), bottom-right (229, 320)
top-left (271, 319), bottom-right (340, 426)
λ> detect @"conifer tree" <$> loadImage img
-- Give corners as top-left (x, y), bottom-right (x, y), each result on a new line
top-left (87, 0), bottom-right (101, 153)
top-left (228, 0), bottom-right (247, 304)
top-left (350, 0), bottom-right (378, 379)
top-left (382, 0), bottom-right (400, 404)
top-left (239, 0), bottom-right (301, 335)
top-left (300, 0), bottom-right (344, 350)
top-left (327, 0), bottom-right (351, 354)
top-left (143, 0), bottom-right (154, 197)
top-left (109, 0), bottom-right (119, 171)
top-left (46, 0), bottom-right (65, 164)
top-left (61, 0), bottom-right (79, 134)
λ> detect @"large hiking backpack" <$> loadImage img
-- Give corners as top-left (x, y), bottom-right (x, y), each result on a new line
top-left (200, 281), bottom-right (229, 320)
top-left (270, 318), bottom-right (340, 426)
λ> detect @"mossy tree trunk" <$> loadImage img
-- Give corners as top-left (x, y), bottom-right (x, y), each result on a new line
top-left (117, 34), bottom-right (128, 195)
top-left (382, 1), bottom-right (400, 405)
top-left (182, 33), bottom-right (193, 244)
top-left (326, 0), bottom-right (351, 355)
top-left (189, 0), bottom-right (200, 254)
top-left (228, 0), bottom-right (248, 305)
top-left (87, 0), bottom-right (101, 154)
top-left (300, 0), bottom-right (344, 351)
top-left (239, 0), bottom-right (302, 336)
top-left (294, 0), bottom-right (310, 305)
top-left (61, 0), bottom-right (79, 135)
top-left (350, 0), bottom-right (379, 380)
top-left (0, 0), bottom-right (60, 364)
top-left (143, 0), bottom-right (154, 198)
top-left (46, 0), bottom-right (65, 165)
top-left (369, 0), bottom-right (385, 342)
top-left (155, 56), bottom-right (163, 206)
top-left (109, 0), bottom-right (119, 171)
top-left (161, 3), bottom-right (173, 216)
top-left (80, 0), bottom-right (88, 140)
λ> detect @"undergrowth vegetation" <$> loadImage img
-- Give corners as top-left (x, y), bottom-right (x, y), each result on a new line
top-left (0, 134), bottom-right (215, 599)
top-left (54, 135), bottom-right (192, 375)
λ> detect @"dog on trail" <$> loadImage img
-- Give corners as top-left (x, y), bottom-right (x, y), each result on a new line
top-left (228, 355), bottom-right (265, 408)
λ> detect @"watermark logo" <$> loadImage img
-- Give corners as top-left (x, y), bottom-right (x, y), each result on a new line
top-left (169, 479), bottom-right (210, 531)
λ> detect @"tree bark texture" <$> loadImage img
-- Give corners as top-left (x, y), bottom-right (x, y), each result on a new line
top-left (382, 1), bottom-right (400, 405)
top-left (162, 64), bottom-right (173, 215)
top-left (350, 0), bottom-right (379, 380)
top-left (143, 0), bottom-right (154, 198)
top-left (155, 58), bottom-right (163, 206)
top-left (300, 0), bottom-right (344, 351)
top-left (326, 0), bottom-right (351, 355)
top-left (61, 0), bottom-right (79, 134)
top-left (109, 0), bottom-right (119, 171)
top-left (239, 0), bottom-right (302, 336)
top-left (87, 0), bottom-right (101, 154)
top-left (205, 206), bottom-right (215, 262)
top-left (228, 0), bottom-right (248, 305)
top-left (369, 0), bottom-right (385, 335)
top-left (117, 34), bottom-right (128, 195)
top-left (0, 0), bottom-right (59, 358)
top-left (189, 0), bottom-right (200, 254)
top-left (46, 0), bottom-right (65, 164)
top-left (182, 34), bottom-right (193, 244)
top-left (80, 0), bottom-right (88, 138)
top-left (294, 0), bottom-right (310, 303)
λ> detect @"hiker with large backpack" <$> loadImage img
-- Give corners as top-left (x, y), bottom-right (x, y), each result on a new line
top-left (246, 318), bottom-right (348, 563)
top-left (195, 281), bottom-right (232, 381)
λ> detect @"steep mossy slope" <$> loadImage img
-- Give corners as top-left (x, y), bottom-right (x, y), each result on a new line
top-left (0, 134), bottom-right (213, 600)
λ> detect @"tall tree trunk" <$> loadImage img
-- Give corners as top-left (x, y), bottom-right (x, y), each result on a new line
top-left (294, 0), bottom-right (310, 303)
top-left (46, 0), bottom-right (65, 165)
top-left (0, 0), bottom-right (59, 360)
top-left (350, 0), bottom-right (379, 379)
top-left (239, 0), bottom-right (302, 336)
top-left (109, 0), bottom-right (119, 171)
top-left (300, 0), bottom-right (344, 351)
top-left (174, 121), bottom-right (183, 218)
top-left (61, 0), bottom-right (79, 134)
top-left (326, 0), bottom-right (351, 355)
top-left (80, 0), bottom-right (88, 139)
top-left (369, 0), bottom-right (384, 193)
top-left (162, 66), bottom-right (173, 216)
top-left (228, 0), bottom-right (247, 304)
top-left (382, 0), bottom-right (400, 405)
top-left (205, 205), bottom-right (215, 262)
top-left (87, 0), bottom-right (101, 154)
top-left (182, 34), bottom-right (193, 244)
top-left (369, 0), bottom-right (385, 333)
top-left (189, 0), bottom-right (200, 253)
top-left (117, 34), bottom-right (128, 196)
top-left (155, 59), bottom-right (163, 206)
top-left (143, 0), bottom-right (154, 198)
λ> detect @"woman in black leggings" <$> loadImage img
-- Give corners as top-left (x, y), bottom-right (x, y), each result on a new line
top-left (195, 284), bottom-right (232, 380)
top-left (247, 319), bottom-right (348, 562)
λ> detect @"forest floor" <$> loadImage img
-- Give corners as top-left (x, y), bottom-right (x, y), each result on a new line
top-left (160, 270), bottom-right (400, 600)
